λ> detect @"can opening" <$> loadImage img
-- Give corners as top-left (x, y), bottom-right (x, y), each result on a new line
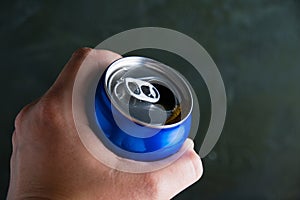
top-left (104, 56), bottom-right (193, 129)
top-left (129, 82), bottom-right (181, 125)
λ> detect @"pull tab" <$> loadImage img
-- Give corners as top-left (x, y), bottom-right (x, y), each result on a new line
top-left (125, 78), bottom-right (160, 103)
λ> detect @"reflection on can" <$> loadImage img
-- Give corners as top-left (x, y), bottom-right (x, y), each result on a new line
top-left (95, 56), bottom-right (193, 161)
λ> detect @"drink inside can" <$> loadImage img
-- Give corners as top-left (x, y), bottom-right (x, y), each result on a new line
top-left (95, 56), bottom-right (193, 161)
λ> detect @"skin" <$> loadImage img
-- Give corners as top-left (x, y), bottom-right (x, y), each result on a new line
top-left (7, 48), bottom-right (203, 200)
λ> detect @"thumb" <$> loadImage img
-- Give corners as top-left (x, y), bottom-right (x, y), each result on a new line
top-left (151, 139), bottom-right (203, 199)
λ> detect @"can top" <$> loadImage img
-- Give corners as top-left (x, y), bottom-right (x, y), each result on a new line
top-left (104, 56), bottom-right (193, 128)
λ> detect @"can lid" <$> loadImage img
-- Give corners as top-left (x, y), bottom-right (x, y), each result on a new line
top-left (125, 77), bottom-right (160, 103)
top-left (104, 56), bottom-right (193, 128)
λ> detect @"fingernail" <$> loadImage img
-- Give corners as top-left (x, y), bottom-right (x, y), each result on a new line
top-left (185, 138), bottom-right (195, 149)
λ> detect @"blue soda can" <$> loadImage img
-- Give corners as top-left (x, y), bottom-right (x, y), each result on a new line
top-left (94, 56), bottom-right (193, 161)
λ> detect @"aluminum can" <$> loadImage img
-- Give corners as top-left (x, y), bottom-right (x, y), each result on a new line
top-left (95, 56), bottom-right (193, 161)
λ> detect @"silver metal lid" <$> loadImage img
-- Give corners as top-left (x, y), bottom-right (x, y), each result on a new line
top-left (104, 56), bottom-right (193, 128)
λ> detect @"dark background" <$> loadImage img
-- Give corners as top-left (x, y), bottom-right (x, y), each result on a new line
top-left (1, 0), bottom-right (300, 199)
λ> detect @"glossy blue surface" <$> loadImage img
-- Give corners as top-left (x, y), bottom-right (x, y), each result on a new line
top-left (94, 74), bottom-right (191, 161)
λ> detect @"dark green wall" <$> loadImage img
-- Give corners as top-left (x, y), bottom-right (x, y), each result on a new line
top-left (1, 0), bottom-right (300, 199)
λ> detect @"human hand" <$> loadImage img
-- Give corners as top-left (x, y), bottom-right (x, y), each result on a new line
top-left (7, 48), bottom-right (203, 200)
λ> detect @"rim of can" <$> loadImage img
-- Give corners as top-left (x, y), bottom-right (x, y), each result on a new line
top-left (103, 56), bottom-right (193, 129)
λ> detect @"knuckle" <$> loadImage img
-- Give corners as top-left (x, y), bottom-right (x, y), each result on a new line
top-left (36, 96), bottom-right (63, 127)
top-left (14, 102), bottom-right (35, 130)
top-left (11, 131), bottom-right (17, 147)
top-left (14, 109), bottom-right (25, 130)
top-left (72, 47), bottom-right (92, 59)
